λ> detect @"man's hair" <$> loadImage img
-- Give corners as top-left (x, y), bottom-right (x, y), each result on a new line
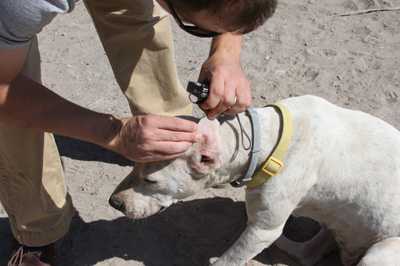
top-left (172, 0), bottom-right (278, 34)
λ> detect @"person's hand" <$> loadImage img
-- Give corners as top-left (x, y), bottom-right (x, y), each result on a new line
top-left (198, 50), bottom-right (251, 120)
top-left (107, 115), bottom-right (199, 162)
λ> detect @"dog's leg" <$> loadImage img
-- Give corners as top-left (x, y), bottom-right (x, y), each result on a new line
top-left (275, 225), bottom-right (336, 266)
top-left (357, 237), bottom-right (400, 266)
top-left (210, 144), bottom-right (318, 266)
top-left (211, 223), bottom-right (284, 266)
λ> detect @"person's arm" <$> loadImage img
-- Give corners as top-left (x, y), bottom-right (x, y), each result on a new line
top-left (0, 47), bottom-right (199, 162)
top-left (198, 33), bottom-right (251, 119)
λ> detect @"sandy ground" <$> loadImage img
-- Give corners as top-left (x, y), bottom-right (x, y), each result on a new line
top-left (1, 0), bottom-right (399, 265)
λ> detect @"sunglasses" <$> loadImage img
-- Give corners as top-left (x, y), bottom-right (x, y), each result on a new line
top-left (164, 0), bottom-right (221, 38)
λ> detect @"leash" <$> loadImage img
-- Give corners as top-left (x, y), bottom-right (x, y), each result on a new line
top-left (231, 108), bottom-right (262, 187)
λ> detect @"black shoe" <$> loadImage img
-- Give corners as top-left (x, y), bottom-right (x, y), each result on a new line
top-left (8, 241), bottom-right (56, 266)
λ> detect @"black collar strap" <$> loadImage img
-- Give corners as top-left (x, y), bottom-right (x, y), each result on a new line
top-left (231, 104), bottom-right (293, 189)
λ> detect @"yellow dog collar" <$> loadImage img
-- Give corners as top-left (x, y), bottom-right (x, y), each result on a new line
top-left (246, 103), bottom-right (293, 189)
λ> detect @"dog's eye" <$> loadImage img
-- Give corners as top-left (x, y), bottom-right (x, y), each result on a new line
top-left (144, 178), bottom-right (158, 184)
top-left (200, 155), bottom-right (213, 163)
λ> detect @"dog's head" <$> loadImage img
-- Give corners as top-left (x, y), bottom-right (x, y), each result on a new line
top-left (109, 117), bottom-right (231, 219)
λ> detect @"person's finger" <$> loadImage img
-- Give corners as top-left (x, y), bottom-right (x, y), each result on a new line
top-left (150, 129), bottom-right (200, 143)
top-left (198, 68), bottom-right (209, 84)
top-left (150, 141), bottom-right (194, 155)
top-left (142, 115), bottom-right (198, 132)
top-left (207, 80), bottom-right (237, 119)
top-left (200, 73), bottom-right (225, 111)
top-left (225, 82), bottom-right (252, 115)
top-left (225, 96), bottom-right (251, 114)
top-left (137, 151), bottom-right (187, 163)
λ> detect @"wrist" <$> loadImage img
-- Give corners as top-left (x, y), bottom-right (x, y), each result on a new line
top-left (91, 114), bottom-right (123, 149)
top-left (210, 33), bottom-right (242, 59)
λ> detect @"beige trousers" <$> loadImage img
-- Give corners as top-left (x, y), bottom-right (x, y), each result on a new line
top-left (0, 0), bottom-right (191, 247)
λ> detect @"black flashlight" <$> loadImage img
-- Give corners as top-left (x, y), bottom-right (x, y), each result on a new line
top-left (186, 81), bottom-right (210, 104)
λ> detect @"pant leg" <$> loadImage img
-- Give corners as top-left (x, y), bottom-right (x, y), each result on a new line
top-left (84, 0), bottom-right (192, 116)
top-left (0, 37), bottom-right (74, 247)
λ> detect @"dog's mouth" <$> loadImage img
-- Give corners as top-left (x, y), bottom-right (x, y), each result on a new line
top-left (109, 193), bottom-right (176, 220)
top-left (124, 205), bottom-right (168, 220)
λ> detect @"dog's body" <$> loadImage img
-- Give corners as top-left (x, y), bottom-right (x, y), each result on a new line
top-left (110, 95), bottom-right (400, 266)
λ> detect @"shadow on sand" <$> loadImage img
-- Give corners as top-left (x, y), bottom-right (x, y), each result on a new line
top-left (0, 197), bottom-right (342, 266)
top-left (54, 135), bottom-right (132, 166)
top-left (0, 136), bottom-right (341, 266)
top-left (0, 198), bottom-right (302, 266)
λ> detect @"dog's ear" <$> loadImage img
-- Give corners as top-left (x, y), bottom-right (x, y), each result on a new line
top-left (191, 118), bottom-right (221, 173)
top-left (198, 117), bottom-right (221, 158)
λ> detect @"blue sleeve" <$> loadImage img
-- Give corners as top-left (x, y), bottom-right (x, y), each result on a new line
top-left (0, 0), bottom-right (74, 48)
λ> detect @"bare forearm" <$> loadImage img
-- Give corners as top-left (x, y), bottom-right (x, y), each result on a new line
top-left (210, 33), bottom-right (242, 58)
top-left (0, 74), bottom-right (121, 148)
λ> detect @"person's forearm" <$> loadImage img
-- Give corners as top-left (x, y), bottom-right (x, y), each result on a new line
top-left (209, 33), bottom-right (242, 58)
top-left (0, 74), bottom-right (121, 148)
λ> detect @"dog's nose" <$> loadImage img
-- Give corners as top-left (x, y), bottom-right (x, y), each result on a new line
top-left (109, 195), bottom-right (126, 213)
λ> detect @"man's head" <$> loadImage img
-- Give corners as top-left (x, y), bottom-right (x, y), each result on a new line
top-left (159, 0), bottom-right (278, 36)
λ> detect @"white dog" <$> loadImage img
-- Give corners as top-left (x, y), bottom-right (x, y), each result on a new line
top-left (109, 95), bottom-right (400, 266)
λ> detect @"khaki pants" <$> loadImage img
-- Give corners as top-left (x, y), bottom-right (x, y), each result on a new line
top-left (0, 0), bottom-right (191, 247)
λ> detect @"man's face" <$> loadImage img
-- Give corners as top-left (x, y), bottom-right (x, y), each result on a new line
top-left (157, 0), bottom-right (227, 37)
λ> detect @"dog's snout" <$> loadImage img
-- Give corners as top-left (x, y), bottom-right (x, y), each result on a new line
top-left (109, 195), bottom-right (126, 213)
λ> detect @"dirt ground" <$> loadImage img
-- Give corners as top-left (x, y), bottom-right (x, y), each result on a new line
top-left (0, 0), bottom-right (399, 265)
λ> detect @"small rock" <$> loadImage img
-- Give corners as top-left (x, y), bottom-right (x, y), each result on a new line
top-left (304, 67), bottom-right (319, 81)
top-left (323, 49), bottom-right (337, 57)
top-left (275, 69), bottom-right (286, 76)
top-left (355, 58), bottom-right (368, 73)
top-left (385, 90), bottom-right (398, 103)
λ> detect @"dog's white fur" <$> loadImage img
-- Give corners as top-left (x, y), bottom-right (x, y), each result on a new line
top-left (111, 95), bottom-right (400, 266)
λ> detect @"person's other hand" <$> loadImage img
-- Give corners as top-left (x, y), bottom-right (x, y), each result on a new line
top-left (107, 115), bottom-right (199, 162)
top-left (198, 50), bottom-right (251, 120)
